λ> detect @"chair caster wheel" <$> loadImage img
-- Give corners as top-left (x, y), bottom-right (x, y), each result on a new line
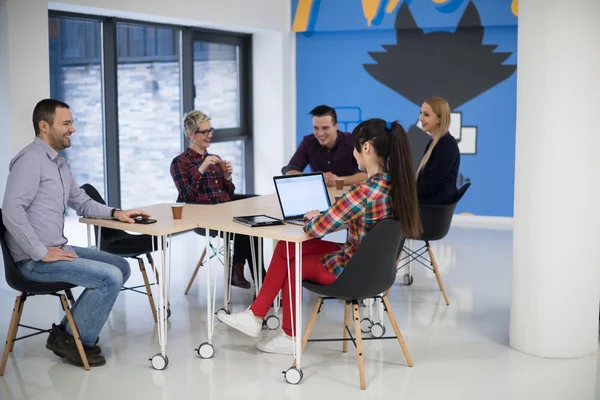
top-left (283, 366), bottom-right (303, 385)
top-left (360, 317), bottom-right (373, 333)
top-left (216, 308), bottom-right (230, 316)
top-left (150, 353), bottom-right (169, 370)
top-left (370, 322), bottom-right (386, 338)
top-left (196, 342), bottom-right (215, 359)
top-left (403, 274), bottom-right (413, 285)
top-left (362, 298), bottom-right (375, 307)
top-left (264, 315), bottom-right (280, 330)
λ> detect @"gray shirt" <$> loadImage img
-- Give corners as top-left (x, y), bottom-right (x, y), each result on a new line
top-left (2, 138), bottom-right (113, 262)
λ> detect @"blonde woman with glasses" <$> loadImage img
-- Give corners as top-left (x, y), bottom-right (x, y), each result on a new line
top-left (415, 97), bottom-right (461, 205)
top-left (170, 110), bottom-right (265, 289)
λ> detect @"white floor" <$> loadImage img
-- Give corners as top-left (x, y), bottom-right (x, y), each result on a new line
top-left (0, 221), bottom-right (598, 400)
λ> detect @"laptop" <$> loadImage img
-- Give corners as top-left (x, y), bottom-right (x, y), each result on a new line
top-left (273, 172), bottom-right (332, 226)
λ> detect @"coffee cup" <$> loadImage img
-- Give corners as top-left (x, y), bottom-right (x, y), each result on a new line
top-left (171, 204), bottom-right (184, 220)
top-left (335, 178), bottom-right (344, 190)
top-left (218, 160), bottom-right (228, 173)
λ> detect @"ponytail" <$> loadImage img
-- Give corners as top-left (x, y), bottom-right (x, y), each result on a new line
top-left (388, 121), bottom-right (422, 239)
top-left (351, 118), bottom-right (422, 239)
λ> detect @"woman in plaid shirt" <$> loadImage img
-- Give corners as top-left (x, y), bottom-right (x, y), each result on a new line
top-left (170, 110), bottom-right (265, 289)
top-left (217, 118), bottom-right (421, 354)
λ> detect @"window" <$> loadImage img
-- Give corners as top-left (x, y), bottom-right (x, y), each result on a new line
top-left (49, 16), bottom-right (105, 212)
top-left (193, 41), bottom-right (240, 128)
top-left (48, 12), bottom-right (253, 209)
top-left (116, 22), bottom-right (182, 209)
top-left (192, 34), bottom-right (251, 192)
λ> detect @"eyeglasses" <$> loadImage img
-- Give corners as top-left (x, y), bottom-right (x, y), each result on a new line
top-left (195, 128), bottom-right (215, 136)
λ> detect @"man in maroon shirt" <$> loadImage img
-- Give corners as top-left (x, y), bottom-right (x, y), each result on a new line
top-left (282, 105), bottom-right (367, 187)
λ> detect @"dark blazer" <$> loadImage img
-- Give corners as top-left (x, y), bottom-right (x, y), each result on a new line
top-left (417, 133), bottom-right (460, 205)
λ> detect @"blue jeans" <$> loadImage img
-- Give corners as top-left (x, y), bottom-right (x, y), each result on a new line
top-left (16, 246), bottom-right (131, 347)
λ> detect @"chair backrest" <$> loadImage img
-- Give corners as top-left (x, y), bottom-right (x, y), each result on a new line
top-left (0, 208), bottom-right (73, 294)
top-left (418, 182), bottom-right (471, 241)
top-left (80, 183), bottom-right (128, 245)
top-left (0, 208), bottom-right (21, 291)
top-left (325, 219), bottom-right (405, 300)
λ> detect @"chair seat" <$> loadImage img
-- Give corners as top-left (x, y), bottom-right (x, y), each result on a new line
top-left (302, 280), bottom-right (387, 302)
top-left (193, 228), bottom-right (222, 238)
top-left (100, 234), bottom-right (158, 258)
top-left (12, 279), bottom-right (75, 295)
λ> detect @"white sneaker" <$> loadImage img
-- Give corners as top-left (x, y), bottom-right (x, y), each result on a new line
top-left (216, 308), bottom-right (263, 338)
top-left (257, 331), bottom-right (295, 355)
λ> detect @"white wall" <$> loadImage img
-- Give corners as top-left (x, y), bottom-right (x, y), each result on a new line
top-left (0, 0), bottom-right (295, 200)
top-left (0, 0), bottom-right (51, 196)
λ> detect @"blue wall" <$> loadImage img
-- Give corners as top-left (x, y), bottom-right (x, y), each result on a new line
top-left (293, 0), bottom-right (518, 217)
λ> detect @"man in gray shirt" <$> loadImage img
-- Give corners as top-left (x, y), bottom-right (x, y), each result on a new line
top-left (2, 99), bottom-right (150, 367)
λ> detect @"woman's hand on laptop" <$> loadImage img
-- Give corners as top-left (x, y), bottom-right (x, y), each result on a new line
top-left (303, 210), bottom-right (320, 222)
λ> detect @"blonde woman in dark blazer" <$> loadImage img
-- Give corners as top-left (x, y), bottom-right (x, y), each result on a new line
top-left (416, 96), bottom-right (461, 205)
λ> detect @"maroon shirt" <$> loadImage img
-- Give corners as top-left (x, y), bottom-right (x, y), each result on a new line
top-left (282, 131), bottom-right (360, 176)
top-left (170, 148), bottom-right (234, 204)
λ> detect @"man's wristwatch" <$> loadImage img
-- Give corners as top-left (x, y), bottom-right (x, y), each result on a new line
top-left (110, 208), bottom-right (121, 219)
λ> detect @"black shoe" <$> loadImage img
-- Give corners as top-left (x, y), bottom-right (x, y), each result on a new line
top-left (52, 334), bottom-right (106, 367)
top-left (46, 324), bottom-right (102, 355)
top-left (231, 263), bottom-right (251, 289)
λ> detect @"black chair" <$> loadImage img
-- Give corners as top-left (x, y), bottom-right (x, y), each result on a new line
top-left (300, 219), bottom-right (414, 390)
top-left (80, 184), bottom-right (160, 322)
top-left (0, 209), bottom-right (90, 375)
top-left (398, 183), bottom-right (471, 305)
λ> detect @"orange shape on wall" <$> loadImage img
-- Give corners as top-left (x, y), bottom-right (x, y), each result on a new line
top-left (292, 0), bottom-right (313, 32)
top-left (361, 0), bottom-right (381, 26)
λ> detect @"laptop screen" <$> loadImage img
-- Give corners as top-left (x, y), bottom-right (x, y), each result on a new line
top-left (274, 173), bottom-right (331, 219)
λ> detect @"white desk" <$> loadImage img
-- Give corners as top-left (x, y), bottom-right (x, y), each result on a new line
top-left (80, 188), bottom-right (347, 382)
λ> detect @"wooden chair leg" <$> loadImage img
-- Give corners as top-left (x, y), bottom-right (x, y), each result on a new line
top-left (301, 298), bottom-right (322, 353)
top-left (292, 297), bottom-right (322, 368)
top-left (59, 295), bottom-right (90, 371)
top-left (0, 295), bottom-right (25, 376)
top-left (343, 301), bottom-right (350, 353)
top-left (138, 258), bottom-right (158, 323)
top-left (7, 295), bottom-right (24, 354)
top-left (351, 302), bottom-right (366, 390)
top-left (184, 248), bottom-right (207, 295)
top-left (382, 295), bottom-right (414, 367)
top-left (427, 245), bottom-right (450, 305)
top-left (65, 289), bottom-right (76, 308)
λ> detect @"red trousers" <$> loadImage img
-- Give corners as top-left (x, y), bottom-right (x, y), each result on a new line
top-left (250, 239), bottom-right (341, 336)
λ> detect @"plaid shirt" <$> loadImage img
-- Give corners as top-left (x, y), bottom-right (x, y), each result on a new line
top-left (304, 173), bottom-right (392, 277)
top-left (170, 148), bottom-right (235, 204)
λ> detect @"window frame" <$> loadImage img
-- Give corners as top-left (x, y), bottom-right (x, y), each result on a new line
top-left (48, 10), bottom-right (254, 206)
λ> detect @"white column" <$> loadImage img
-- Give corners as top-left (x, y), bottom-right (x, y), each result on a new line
top-left (510, 0), bottom-right (600, 358)
top-left (0, 0), bottom-right (50, 199)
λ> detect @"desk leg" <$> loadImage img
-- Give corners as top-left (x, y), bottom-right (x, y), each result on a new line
top-left (406, 239), bottom-right (413, 284)
top-left (258, 238), bottom-right (263, 290)
top-left (150, 234), bottom-right (171, 370)
top-left (86, 225), bottom-right (91, 248)
top-left (196, 232), bottom-right (217, 359)
top-left (223, 232), bottom-right (232, 311)
top-left (249, 237), bottom-right (259, 298)
top-left (284, 241), bottom-right (304, 385)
